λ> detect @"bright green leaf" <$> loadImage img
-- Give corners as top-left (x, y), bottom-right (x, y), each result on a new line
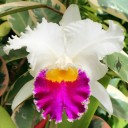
top-left (112, 116), bottom-right (128, 128)
top-left (0, 106), bottom-right (16, 128)
top-left (0, 21), bottom-right (11, 37)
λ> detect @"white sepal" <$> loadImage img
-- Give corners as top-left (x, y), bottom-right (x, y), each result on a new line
top-left (90, 81), bottom-right (113, 115)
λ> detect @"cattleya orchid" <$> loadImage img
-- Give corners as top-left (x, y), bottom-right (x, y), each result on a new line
top-left (4, 5), bottom-right (124, 123)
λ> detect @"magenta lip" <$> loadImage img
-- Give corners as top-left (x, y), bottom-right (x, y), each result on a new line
top-left (33, 69), bottom-right (91, 123)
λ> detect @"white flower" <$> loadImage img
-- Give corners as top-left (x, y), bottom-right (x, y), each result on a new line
top-left (4, 4), bottom-right (124, 117)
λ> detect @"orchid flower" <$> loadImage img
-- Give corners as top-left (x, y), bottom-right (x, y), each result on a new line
top-left (4, 4), bottom-right (124, 123)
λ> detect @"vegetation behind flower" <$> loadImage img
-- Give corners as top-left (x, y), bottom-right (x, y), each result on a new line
top-left (0, 0), bottom-right (128, 128)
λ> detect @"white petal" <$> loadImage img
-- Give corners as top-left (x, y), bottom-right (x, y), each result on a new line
top-left (90, 81), bottom-right (113, 115)
top-left (4, 19), bottom-right (65, 76)
top-left (64, 19), bottom-right (124, 60)
top-left (73, 54), bottom-right (108, 80)
top-left (12, 80), bottom-right (34, 111)
top-left (59, 4), bottom-right (81, 26)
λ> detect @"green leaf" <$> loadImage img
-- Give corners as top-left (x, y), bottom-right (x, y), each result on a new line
top-left (112, 116), bottom-right (128, 128)
top-left (0, 21), bottom-right (11, 37)
top-left (5, 72), bottom-right (33, 104)
top-left (32, 0), bottom-right (65, 23)
top-left (0, 106), bottom-right (16, 128)
top-left (89, 0), bottom-right (128, 22)
top-left (12, 80), bottom-right (34, 111)
top-left (109, 78), bottom-right (121, 88)
top-left (12, 99), bottom-right (41, 128)
top-left (4, 1), bottom-right (65, 35)
top-left (0, 0), bottom-right (6, 4)
top-left (0, 47), bottom-right (28, 63)
top-left (107, 85), bottom-right (128, 120)
top-left (0, 1), bottom-right (63, 17)
top-left (8, 11), bottom-right (36, 35)
top-left (104, 52), bottom-right (128, 83)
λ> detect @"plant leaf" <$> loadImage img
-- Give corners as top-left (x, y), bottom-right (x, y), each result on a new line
top-left (12, 99), bottom-right (41, 128)
top-left (0, 1), bottom-right (63, 17)
top-left (0, 21), bottom-right (11, 37)
top-left (0, 106), bottom-right (16, 128)
top-left (112, 116), bottom-right (128, 128)
top-left (89, 0), bottom-right (128, 22)
top-left (107, 85), bottom-right (128, 120)
top-left (5, 72), bottom-right (33, 104)
top-left (104, 52), bottom-right (128, 83)
top-left (5, 0), bottom-right (65, 35)
top-left (0, 47), bottom-right (28, 63)
top-left (12, 80), bottom-right (34, 111)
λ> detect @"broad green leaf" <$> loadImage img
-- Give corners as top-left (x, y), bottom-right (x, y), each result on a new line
top-left (12, 80), bottom-right (34, 111)
top-left (0, 16), bottom-right (7, 21)
top-left (112, 116), bottom-right (128, 128)
top-left (0, 21), bottom-right (11, 37)
top-left (5, 72), bottom-right (33, 104)
top-left (104, 52), bottom-right (128, 83)
top-left (8, 11), bottom-right (36, 35)
top-left (0, 47), bottom-right (28, 63)
top-left (12, 99), bottom-right (41, 128)
top-left (32, 0), bottom-right (65, 22)
top-left (0, 1), bottom-right (63, 17)
top-left (119, 83), bottom-right (128, 96)
top-left (0, 106), bottom-right (16, 128)
top-left (4, 1), bottom-right (65, 35)
top-left (5, 1), bottom-right (38, 35)
top-left (107, 85), bottom-right (128, 120)
top-left (89, 0), bottom-right (128, 22)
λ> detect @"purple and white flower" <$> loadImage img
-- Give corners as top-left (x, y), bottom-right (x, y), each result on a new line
top-left (4, 4), bottom-right (124, 123)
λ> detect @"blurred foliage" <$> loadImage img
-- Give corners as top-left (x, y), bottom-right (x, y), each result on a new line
top-left (0, 0), bottom-right (128, 128)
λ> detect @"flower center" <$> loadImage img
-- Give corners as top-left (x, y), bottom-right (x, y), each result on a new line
top-left (46, 67), bottom-right (78, 82)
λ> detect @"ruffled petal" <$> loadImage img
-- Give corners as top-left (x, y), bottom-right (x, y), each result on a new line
top-left (33, 69), bottom-right (91, 123)
top-left (4, 19), bottom-right (65, 76)
top-left (90, 81), bottom-right (113, 115)
top-left (64, 19), bottom-right (124, 60)
top-left (60, 4), bottom-right (81, 26)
